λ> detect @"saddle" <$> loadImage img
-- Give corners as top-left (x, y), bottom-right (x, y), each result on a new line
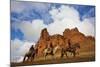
top-left (47, 47), bottom-right (53, 53)
top-left (67, 47), bottom-right (74, 51)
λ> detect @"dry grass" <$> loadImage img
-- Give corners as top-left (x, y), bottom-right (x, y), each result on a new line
top-left (11, 51), bottom-right (95, 67)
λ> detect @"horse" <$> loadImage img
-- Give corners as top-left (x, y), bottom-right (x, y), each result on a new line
top-left (43, 45), bottom-right (60, 60)
top-left (61, 43), bottom-right (80, 58)
top-left (23, 45), bottom-right (37, 62)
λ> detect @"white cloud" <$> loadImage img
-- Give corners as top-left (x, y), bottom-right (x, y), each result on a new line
top-left (11, 39), bottom-right (23, 56)
top-left (17, 20), bottom-right (47, 42)
top-left (77, 18), bottom-right (95, 36)
top-left (11, 39), bottom-right (35, 62)
top-left (49, 5), bottom-right (80, 22)
top-left (14, 5), bottom-right (95, 42)
top-left (48, 5), bottom-right (95, 36)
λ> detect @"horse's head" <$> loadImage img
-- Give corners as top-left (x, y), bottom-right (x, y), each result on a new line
top-left (31, 45), bottom-right (34, 48)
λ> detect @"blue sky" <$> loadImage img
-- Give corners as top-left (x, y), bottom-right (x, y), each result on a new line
top-left (11, 1), bottom-right (95, 42)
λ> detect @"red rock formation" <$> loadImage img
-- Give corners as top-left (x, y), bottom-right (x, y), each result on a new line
top-left (63, 27), bottom-right (86, 45)
top-left (35, 27), bottom-right (95, 56)
top-left (35, 28), bottom-right (50, 56)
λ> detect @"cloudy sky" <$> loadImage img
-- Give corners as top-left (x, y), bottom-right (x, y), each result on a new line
top-left (11, 1), bottom-right (95, 62)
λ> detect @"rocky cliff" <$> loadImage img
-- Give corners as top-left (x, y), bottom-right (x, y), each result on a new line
top-left (35, 27), bottom-right (95, 56)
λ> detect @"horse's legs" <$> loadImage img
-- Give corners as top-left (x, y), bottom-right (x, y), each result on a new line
top-left (73, 51), bottom-right (76, 57)
top-left (29, 56), bottom-right (33, 62)
top-left (23, 55), bottom-right (30, 62)
top-left (45, 53), bottom-right (47, 60)
top-left (27, 56), bottom-right (31, 62)
top-left (23, 55), bottom-right (27, 62)
top-left (30, 53), bottom-right (35, 62)
top-left (65, 51), bottom-right (68, 57)
top-left (51, 52), bottom-right (54, 59)
top-left (27, 55), bottom-right (32, 62)
top-left (61, 49), bottom-right (64, 58)
top-left (31, 54), bottom-right (35, 61)
top-left (61, 52), bottom-right (64, 58)
top-left (76, 50), bottom-right (79, 55)
top-left (70, 52), bottom-right (73, 55)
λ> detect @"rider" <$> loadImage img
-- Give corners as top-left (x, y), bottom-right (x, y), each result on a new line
top-left (68, 39), bottom-right (71, 48)
top-left (50, 42), bottom-right (53, 49)
top-left (47, 41), bottom-right (53, 52)
top-left (29, 45), bottom-right (35, 53)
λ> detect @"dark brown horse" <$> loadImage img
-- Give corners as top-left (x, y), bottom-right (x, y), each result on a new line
top-left (23, 45), bottom-right (38, 62)
top-left (61, 43), bottom-right (80, 58)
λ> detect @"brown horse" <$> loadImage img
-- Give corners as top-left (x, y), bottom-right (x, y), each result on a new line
top-left (23, 45), bottom-right (38, 62)
top-left (61, 43), bottom-right (80, 58)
